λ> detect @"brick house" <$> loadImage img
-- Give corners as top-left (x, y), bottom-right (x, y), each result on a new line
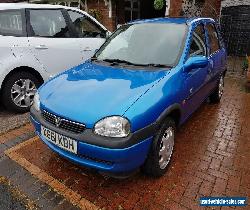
top-left (84, 0), bottom-right (222, 31)
top-left (0, 0), bottom-right (222, 31)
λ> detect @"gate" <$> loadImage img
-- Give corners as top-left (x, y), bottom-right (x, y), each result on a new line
top-left (220, 5), bottom-right (250, 74)
top-left (220, 5), bottom-right (250, 56)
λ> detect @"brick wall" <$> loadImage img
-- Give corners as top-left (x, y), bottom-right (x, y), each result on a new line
top-left (202, 0), bottom-right (222, 19)
top-left (87, 0), bottom-right (116, 31)
top-left (169, 0), bottom-right (182, 17)
top-left (169, 0), bottom-right (222, 19)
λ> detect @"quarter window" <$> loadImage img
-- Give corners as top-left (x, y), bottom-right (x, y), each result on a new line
top-left (207, 24), bottom-right (220, 54)
top-left (68, 10), bottom-right (106, 38)
top-left (189, 24), bottom-right (207, 57)
top-left (29, 10), bottom-right (69, 38)
top-left (0, 10), bottom-right (23, 36)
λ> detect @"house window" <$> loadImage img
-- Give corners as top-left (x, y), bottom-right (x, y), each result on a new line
top-left (124, 0), bottom-right (140, 22)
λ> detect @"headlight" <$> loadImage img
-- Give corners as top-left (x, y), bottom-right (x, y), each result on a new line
top-left (94, 116), bottom-right (130, 138)
top-left (32, 92), bottom-right (40, 111)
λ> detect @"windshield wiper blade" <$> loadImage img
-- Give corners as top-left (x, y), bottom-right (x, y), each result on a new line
top-left (91, 56), bottom-right (98, 61)
top-left (99, 59), bottom-right (171, 68)
top-left (144, 64), bottom-right (171, 68)
top-left (101, 59), bottom-right (139, 66)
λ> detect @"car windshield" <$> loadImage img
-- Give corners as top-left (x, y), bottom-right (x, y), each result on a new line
top-left (95, 23), bottom-right (187, 67)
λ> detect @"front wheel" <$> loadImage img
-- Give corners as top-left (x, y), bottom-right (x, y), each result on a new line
top-left (1, 71), bottom-right (41, 113)
top-left (209, 75), bottom-right (224, 103)
top-left (142, 117), bottom-right (175, 177)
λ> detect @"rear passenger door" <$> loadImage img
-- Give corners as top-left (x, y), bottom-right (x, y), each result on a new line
top-left (205, 23), bottom-right (222, 91)
top-left (27, 9), bottom-right (83, 77)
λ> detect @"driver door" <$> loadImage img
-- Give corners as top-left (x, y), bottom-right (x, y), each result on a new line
top-left (67, 10), bottom-right (107, 60)
top-left (183, 24), bottom-right (210, 115)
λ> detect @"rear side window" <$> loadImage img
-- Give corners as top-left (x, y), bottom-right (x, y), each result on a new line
top-left (0, 10), bottom-right (24, 36)
top-left (68, 10), bottom-right (106, 38)
top-left (206, 23), bottom-right (220, 54)
top-left (189, 24), bottom-right (207, 57)
top-left (29, 10), bottom-right (70, 38)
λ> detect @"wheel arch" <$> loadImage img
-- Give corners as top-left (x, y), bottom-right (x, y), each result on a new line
top-left (0, 66), bottom-right (44, 91)
top-left (156, 104), bottom-right (182, 128)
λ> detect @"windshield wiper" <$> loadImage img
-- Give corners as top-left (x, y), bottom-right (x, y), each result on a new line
top-left (101, 59), bottom-right (139, 66)
top-left (143, 64), bottom-right (172, 68)
top-left (95, 59), bottom-right (171, 68)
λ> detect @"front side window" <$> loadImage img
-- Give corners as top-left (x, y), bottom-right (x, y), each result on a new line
top-left (189, 24), bottom-right (207, 57)
top-left (0, 10), bottom-right (23, 36)
top-left (207, 23), bottom-right (220, 54)
top-left (29, 10), bottom-right (69, 38)
top-left (95, 23), bottom-right (187, 67)
top-left (68, 10), bottom-right (106, 38)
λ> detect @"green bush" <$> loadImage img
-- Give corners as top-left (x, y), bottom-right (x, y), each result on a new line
top-left (154, 0), bottom-right (164, 10)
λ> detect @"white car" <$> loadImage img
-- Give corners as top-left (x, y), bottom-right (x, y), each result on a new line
top-left (0, 3), bottom-right (109, 112)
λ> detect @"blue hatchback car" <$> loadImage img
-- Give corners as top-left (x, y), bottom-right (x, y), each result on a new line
top-left (30, 17), bottom-right (227, 177)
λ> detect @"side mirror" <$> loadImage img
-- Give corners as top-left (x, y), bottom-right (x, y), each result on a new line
top-left (184, 56), bottom-right (209, 72)
top-left (106, 31), bottom-right (112, 39)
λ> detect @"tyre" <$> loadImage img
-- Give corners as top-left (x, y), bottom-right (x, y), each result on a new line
top-left (1, 71), bottom-right (41, 113)
top-left (142, 117), bottom-right (176, 177)
top-left (209, 75), bottom-right (224, 103)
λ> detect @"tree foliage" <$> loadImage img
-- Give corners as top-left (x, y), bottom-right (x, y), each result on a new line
top-left (154, 0), bottom-right (164, 10)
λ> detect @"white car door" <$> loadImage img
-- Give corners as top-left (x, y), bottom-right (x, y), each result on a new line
top-left (27, 9), bottom-right (83, 77)
top-left (0, 9), bottom-right (31, 65)
top-left (67, 10), bottom-right (107, 60)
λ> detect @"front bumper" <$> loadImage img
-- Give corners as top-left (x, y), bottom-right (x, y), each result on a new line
top-left (30, 109), bottom-right (154, 173)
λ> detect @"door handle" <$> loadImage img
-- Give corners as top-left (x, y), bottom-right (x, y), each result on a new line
top-left (83, 47), bottom-right (92, 52)
top-left (35, 45), bottom-right (48, 50)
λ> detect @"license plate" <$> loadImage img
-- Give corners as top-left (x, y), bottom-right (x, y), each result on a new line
top-left (41, 126), bottom-right (77, 154)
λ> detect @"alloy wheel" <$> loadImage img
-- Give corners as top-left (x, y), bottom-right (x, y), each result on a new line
top-left (159, 127), bottom-right (175, 169)
top-left (11, 79), bottom-right (37, 108)
top-left (218, 76), bottom-right (224, 99)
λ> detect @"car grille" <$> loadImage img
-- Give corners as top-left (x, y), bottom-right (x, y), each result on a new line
top-left (77, 154), bottom-right (114, 166)
top-left (42, 110), bottom-right (85, 134)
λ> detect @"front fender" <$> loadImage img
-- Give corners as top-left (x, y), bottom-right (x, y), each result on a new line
top-left (123, 68), bottom-right (184, 132)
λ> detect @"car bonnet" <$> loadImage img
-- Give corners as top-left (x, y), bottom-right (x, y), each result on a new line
top-left (39, 62), bottom-right (168, 128)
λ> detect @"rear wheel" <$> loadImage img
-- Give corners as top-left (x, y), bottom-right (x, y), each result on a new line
top-left (209, 75), bottom-right (224, 103)
top-left (1, 71), bottom-right (41, 113)
top-left (142, 117), bottom-right (175, 177)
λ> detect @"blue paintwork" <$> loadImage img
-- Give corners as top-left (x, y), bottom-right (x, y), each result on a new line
top-left (39, 62), bottom-right (167, 130)
top-left (33, 17), bottom-right (227, 173)
top-left (130, 17), bottom-right (195, 25)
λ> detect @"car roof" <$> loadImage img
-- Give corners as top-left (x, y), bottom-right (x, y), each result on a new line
top-left (130, 17), bottom-right (215, 25)
top-left (0, 3), bottom-right (79, 11)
